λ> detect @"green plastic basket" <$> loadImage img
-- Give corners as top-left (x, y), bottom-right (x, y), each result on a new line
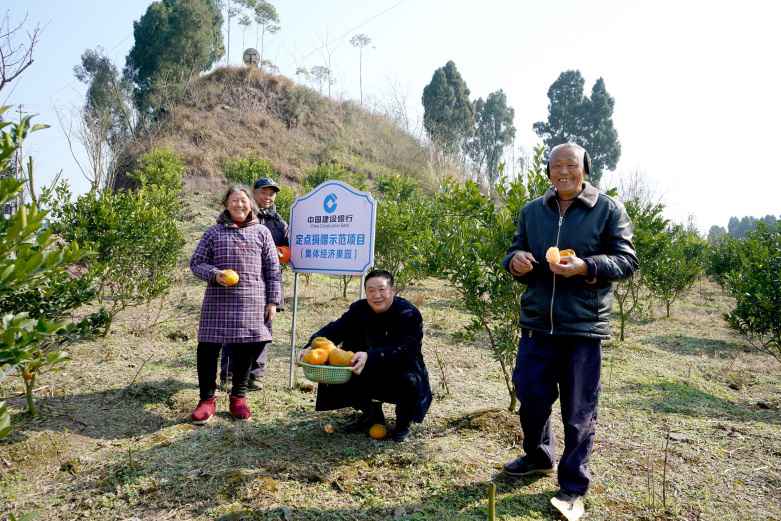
top-left (298, 361), bottom-right (353, 384)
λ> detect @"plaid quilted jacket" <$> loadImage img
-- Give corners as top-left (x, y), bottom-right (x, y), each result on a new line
top-left (190, 211), bottom-right (282, 343)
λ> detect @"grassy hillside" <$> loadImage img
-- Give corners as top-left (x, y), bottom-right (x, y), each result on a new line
top-left (1, 192), bottom-right (779, 520)
top-left (121, 66), bottom-right (433, 192)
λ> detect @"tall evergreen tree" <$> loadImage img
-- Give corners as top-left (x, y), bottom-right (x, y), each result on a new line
top-left (349, 33), bottom-right (372, 105)
top-left (75, 49), bottom-right (133, 140)
top-left (533, 70), bottom-right (620, 185)
top-left (252, 1), bottom-right (280, 67)
top-left (422, 60), bottom-right (474, 156)
top-left (707, 225), bottom-right (727, 243)
top-left (124, 0), bottom-right (224, 112)
top-left (74, 48), bottom-right (135, 191)
top-left (467, 90), bottom-right (515, 196)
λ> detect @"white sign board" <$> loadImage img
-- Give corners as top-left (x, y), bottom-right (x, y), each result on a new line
top-left (289, 181), bottom-right (376, 275)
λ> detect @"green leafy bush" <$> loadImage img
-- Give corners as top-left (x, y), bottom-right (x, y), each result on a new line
top-left (274, 185), bottom-right (296, 224)
top-left (643, 224), bottom-right (706, 318)
top-left (375, 174), bottom-right (419, 201)
top-left (613, 197), bottom-right (668, 339)
top-left (0, 110), bottom-right (91, 421)
top-left (706, 235), bottom-right (741, 288)
top-left (427, 148), bottom-right (548, 411)
top-left (223, 156), bottom-right (276, 186)
top-left (128, 148), bottom-right (185, 190)
top-left (723, 223), bottom-right (781, 361)
top-left (373, 176), bottom-right (432, 291)
top-left (50, 182), bottom-right (184, 333)
top-left (303, 162), bottom-right (367, 192)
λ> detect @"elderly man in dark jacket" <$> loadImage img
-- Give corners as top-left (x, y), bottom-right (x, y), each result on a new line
top-left (502, 143), bottom-right (637, 521)
top-left (302, 269), bottom-right (432, 442)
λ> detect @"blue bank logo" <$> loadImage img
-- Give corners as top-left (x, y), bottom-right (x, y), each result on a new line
top-left (323, 193), bottom-right (338, 214)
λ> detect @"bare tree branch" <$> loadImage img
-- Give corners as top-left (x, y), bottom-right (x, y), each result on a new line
top-left (54, 105), bottom-right (93, 188)
top-left (0, 11), bottom-right (41, 93)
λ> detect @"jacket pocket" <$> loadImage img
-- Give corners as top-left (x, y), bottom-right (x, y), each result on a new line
top-left (560, 286), bottom-right (599, 324)
top-left (520, 289), bottom-right (544, 322)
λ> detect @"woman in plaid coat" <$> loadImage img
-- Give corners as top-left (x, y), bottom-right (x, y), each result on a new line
top-left (189, 185), bottom-right (282, 424)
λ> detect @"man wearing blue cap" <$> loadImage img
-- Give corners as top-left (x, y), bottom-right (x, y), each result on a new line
top-left (220, 177), bottom-right (289, 391)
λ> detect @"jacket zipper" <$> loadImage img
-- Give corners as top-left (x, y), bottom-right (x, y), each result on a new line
top-left (549, 202), bottom-right (566, 334)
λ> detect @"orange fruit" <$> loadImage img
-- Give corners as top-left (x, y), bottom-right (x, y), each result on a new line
top-left (545, 247), bottom-right (560, 264)
top-left (559, 248), bottom-right (576, 258)
top-left (323, 423), bottom-right (335, 434)
top-left (277, 246), bottom-right (291, 264)
top-left (368, 423), bottom-right (387, 440)
top-left (311, 337), bottom-right (336, 354)
top-left (328, 349), bottom-right (354, 367)
top-left (222, 269), bottom-right (240, 286)
top-left (303, 348), bottom-right (328, 365)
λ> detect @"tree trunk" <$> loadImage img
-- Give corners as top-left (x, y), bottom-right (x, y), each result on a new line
top-left (340, 276), bottom-right (352, 298)
top-left (666, 301), bottom-right (671, 318)
top-left (24, 372), bottom-right (36, 417)
top-left (226, 1), bottom-right (231, 65)
top-left (497, 355), bottom-right (517, 412)
top-left (260, 26), bottom-right (266, 67)
top-left (359, 48), bottom-right (363, 105)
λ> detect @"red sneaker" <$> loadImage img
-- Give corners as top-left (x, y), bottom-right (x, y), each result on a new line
top-left (191, 397), bottom-right (216, 425)
top-left (229, 396), bottom-right (251, 421)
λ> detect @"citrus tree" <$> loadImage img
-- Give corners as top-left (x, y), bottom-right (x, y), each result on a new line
top-left (724, 222), bottom-right (781, 362)
top-left (222, 155), bottom-right (296, 222)
top-left (430, 151), bottom-right (548, 411)
top-left (50, 149), bottom-right (185, 333)
top-left (613, 197), bottom-right (668, 340)
top-left (706, 234), bottom-right (741, 288)
top-left (0, 110), bottom-right (90, 422)
top-left (373, 174), bottom-right (433, 292)
top-left (643, 224), bottom-right (706, 318)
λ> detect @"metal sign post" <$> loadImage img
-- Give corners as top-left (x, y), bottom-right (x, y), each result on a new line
top-left (288, 272), bottom-right (300, 389)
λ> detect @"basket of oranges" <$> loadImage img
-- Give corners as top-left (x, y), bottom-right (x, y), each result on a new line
top-left (298, 337), bottom-right (354, 384)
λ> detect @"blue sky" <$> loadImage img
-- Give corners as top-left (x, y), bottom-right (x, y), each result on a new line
top-left (5, 0), bottom-right (780, 232)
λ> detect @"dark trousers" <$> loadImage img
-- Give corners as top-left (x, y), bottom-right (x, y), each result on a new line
top-left (512, 329), bottom-right (601, 495)
top-left (220, 343), bottom-right (269, 380)
top-left (316, 371), bottom-right (422, 426)
top-left (198, 341), bottom-right (267, 400)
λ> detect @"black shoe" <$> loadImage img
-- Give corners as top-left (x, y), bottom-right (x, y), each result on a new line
top-left (391, 425), bottom-right (411, 443)
top-left (344, 403), bottom-right (385, 433)
top-left (247, 376), bottom-right (263, 391)
top-left (502, 456), bottom-right (555, 477)
top-left (550, 490), bottom-right (585, 521)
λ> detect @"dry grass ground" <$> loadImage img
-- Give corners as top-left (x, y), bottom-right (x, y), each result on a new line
top-left (2, 202), bottom-right (779, 520)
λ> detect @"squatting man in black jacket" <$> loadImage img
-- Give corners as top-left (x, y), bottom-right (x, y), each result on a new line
top-left (300, 269), bottom-right (432, 443)
top-left (502, 143), bottom-right (638, 521)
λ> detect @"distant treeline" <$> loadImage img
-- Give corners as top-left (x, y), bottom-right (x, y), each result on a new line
top-left (708, 214), bottom-right (779, 242)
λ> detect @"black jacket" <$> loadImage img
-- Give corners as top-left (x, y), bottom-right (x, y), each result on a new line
top-left (257, 209), bottom-right (289, 247)
top-left (502, 182), bottom-right (638, 338)
top-left (307, 297), bottom-right (432, 422)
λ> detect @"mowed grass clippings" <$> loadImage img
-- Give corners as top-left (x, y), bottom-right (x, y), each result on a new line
top-left (1, 243), bottom-right (779, 521)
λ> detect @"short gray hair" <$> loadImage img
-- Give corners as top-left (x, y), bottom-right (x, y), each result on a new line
top-left (221, 185), bottom-right (258, 212)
